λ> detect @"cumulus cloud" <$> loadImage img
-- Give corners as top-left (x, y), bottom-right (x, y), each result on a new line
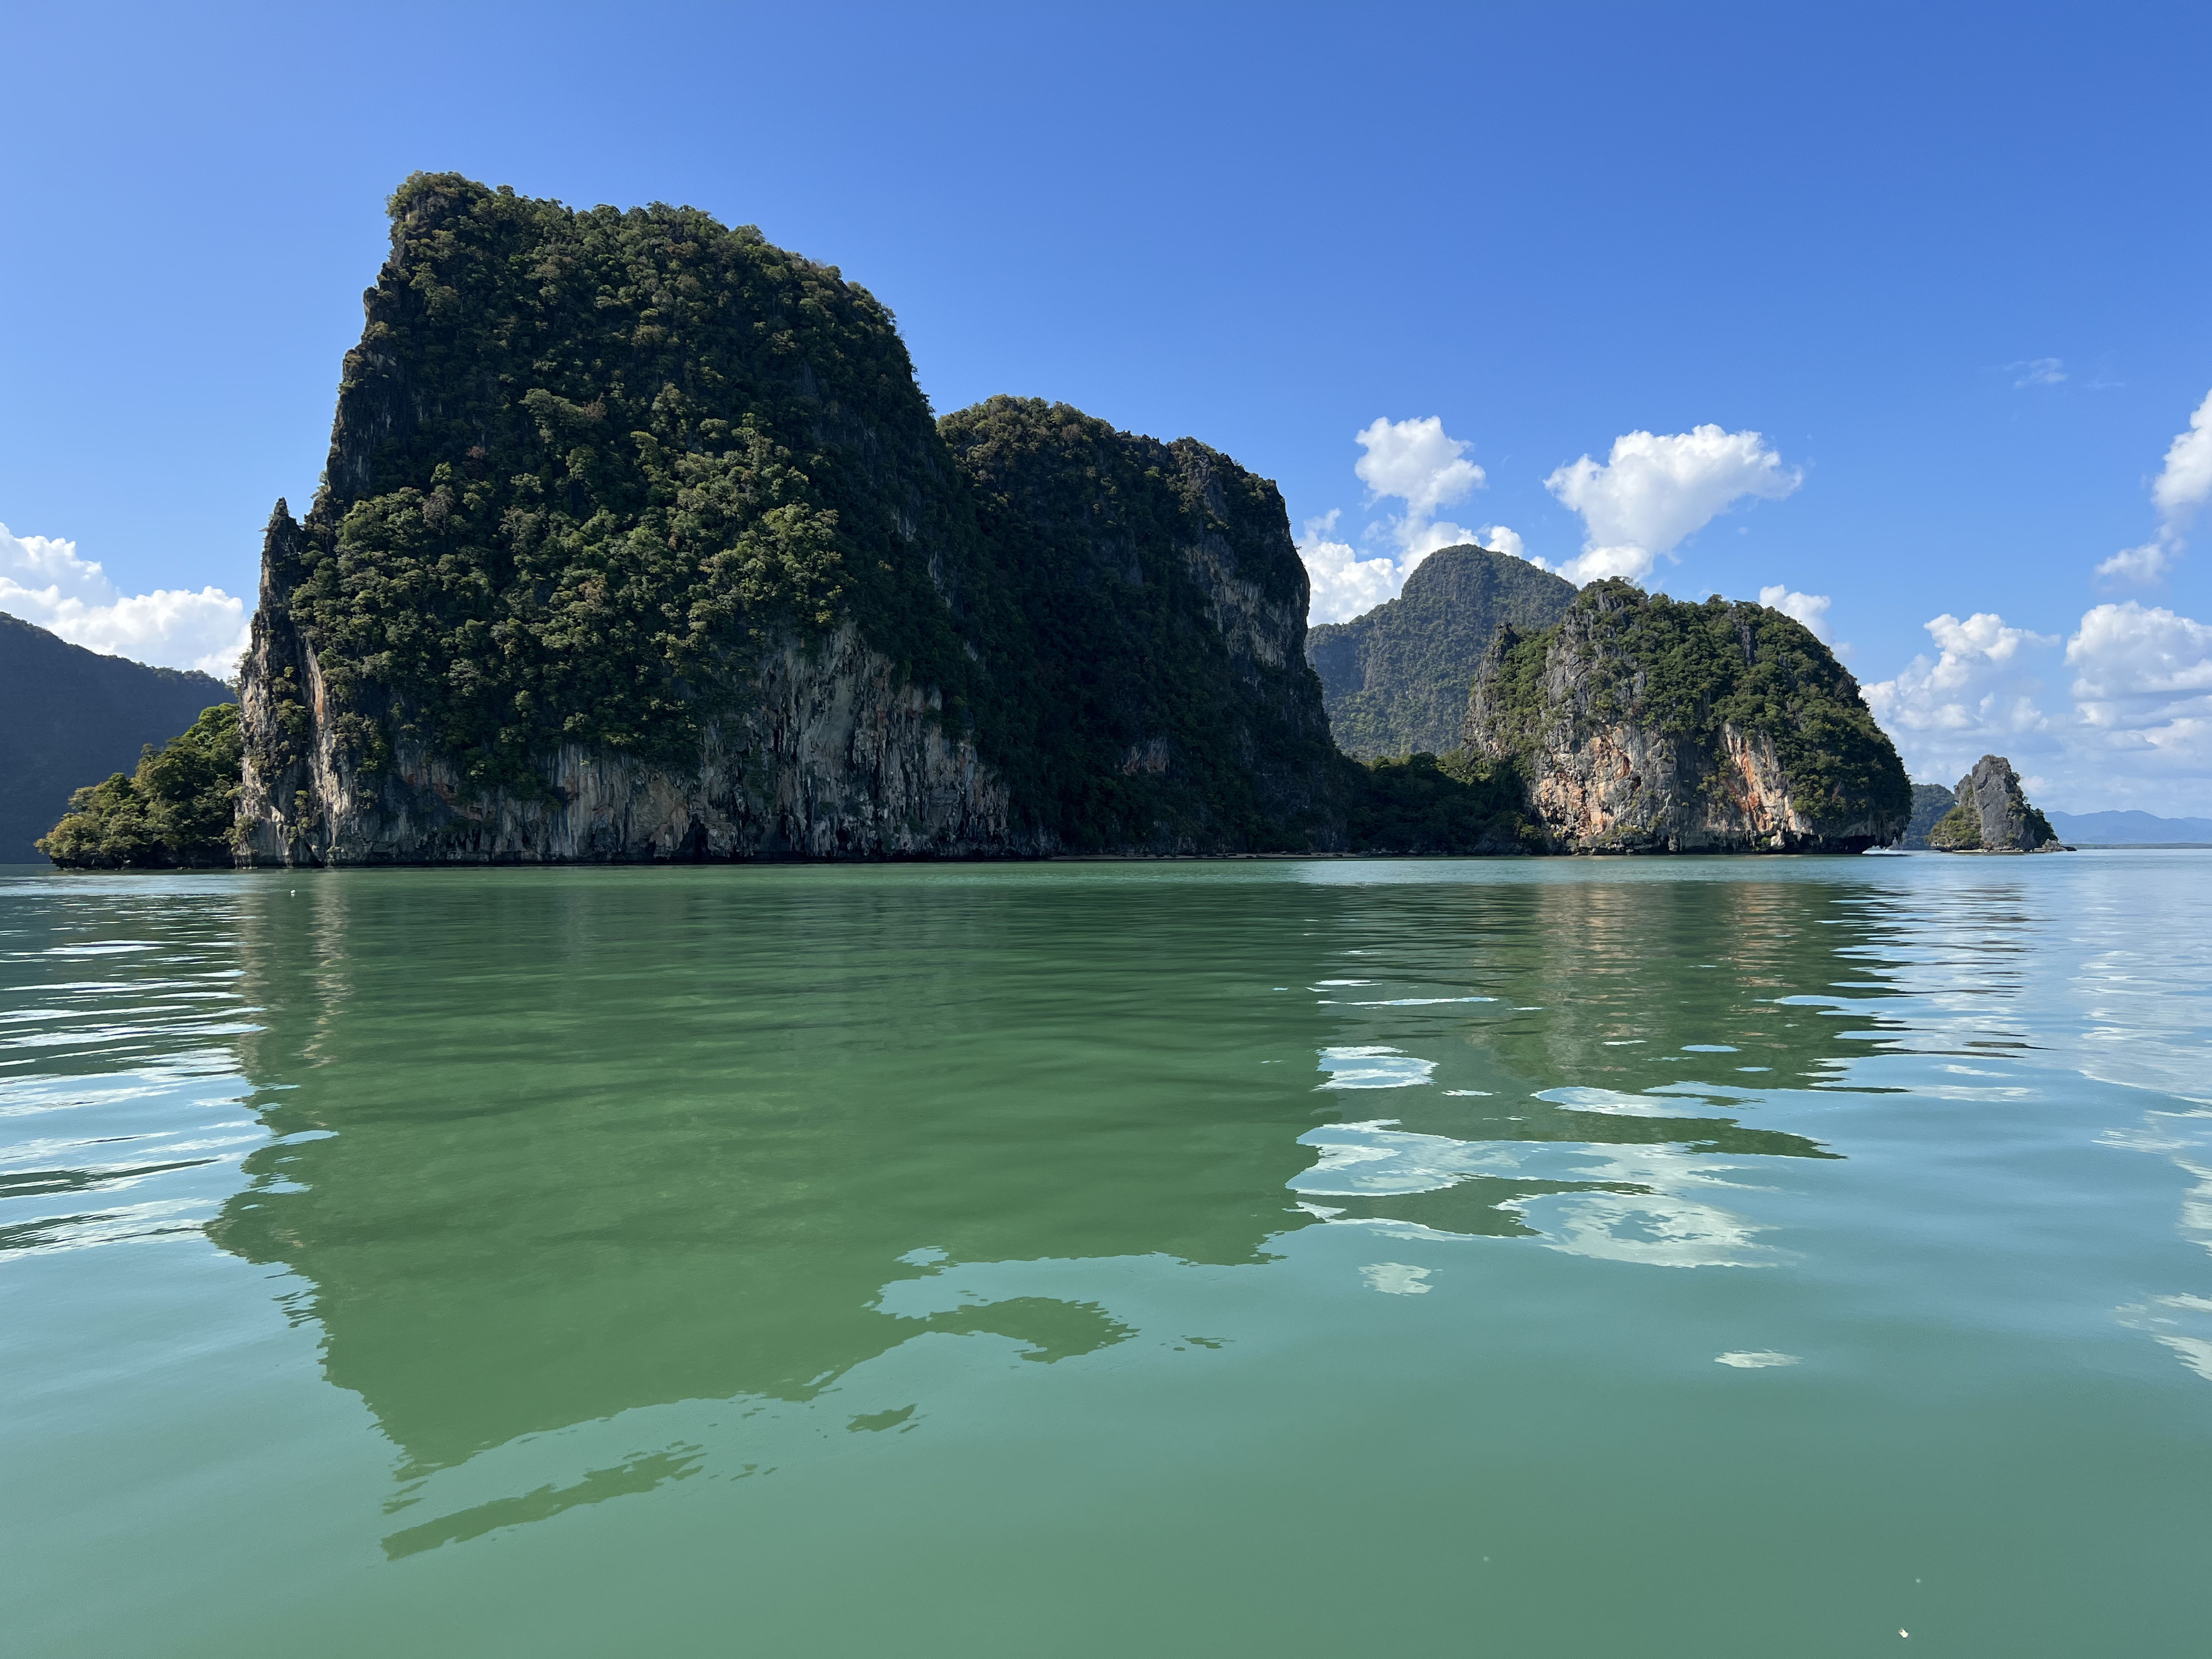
top-left (2011, 357), bottom-right (2067, 389)
top-left (0, 522), bottom-right (249, 678)
top-left (1298, 418), bottom-right (1505, 622)
top-left (1864, 612), bottom-right (2059, 785)
top-left (1757, 584), bottom-right (1835, 643)
top-left (1477, 524), bottom-right (1526, 562)
top-left (1544, 425), bottom-right (1801, 586)
top-left (1864, 599), bottom-right (2212, 809)
top-left (2098, 387), bottom-right (2212, 586)
top-left (1354, 416), bottom-right (1485, 519)
top-left (1297, 510), bottom-right (1405, 624)
top-left (2061, 603), bottom-right (2212, 784)
top-left (1352, 415), bottom-right (1488, 568)
top-left (2067, 602), bottom-right (2212, 718)
top-left (2152, 389), bottom-right (2212, 526)
top-left (2098, 535), bottom-right (2179, 585)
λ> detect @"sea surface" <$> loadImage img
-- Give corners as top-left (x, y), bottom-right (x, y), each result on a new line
top-left (3, 853), bottom-right (2209, 1656)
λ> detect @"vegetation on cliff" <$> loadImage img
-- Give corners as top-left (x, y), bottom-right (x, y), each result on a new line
top-left (1903, 781), bottom-right (1955, 848)
top-left (0, 612), bottom-right (234, 862)
top-left (1306, 546), bottom-right (1575, 759)
top-left (1348, 751), bottom-right (1536, 853)
top-left (1927, 755), bottom-right (2058, 852)
top-left (1475, 581), bottom-right (1911, 834)
top-left (39, 705), bottom-right (243, 868)
top-left (259, 172), bottom-right (980, 798)
top-left (246, 175), bottom-right (1354, 857)
top-left (1924, 805), bottom-right (1980, 848)
top-left (941, 396), bottom-right (1343, 851)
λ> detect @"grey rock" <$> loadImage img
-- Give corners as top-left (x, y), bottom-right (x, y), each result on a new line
top-left (1926, 754), bottom-right (2064, 852)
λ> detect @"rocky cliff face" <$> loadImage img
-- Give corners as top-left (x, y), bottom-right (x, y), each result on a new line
top-left (1926, 755), bottom-right (2063, 852)
top-left (1465, 582), bottom-right (1909, 853)
top-left (242, 523), bottom-right (1021, 864)
top-left (236, 177), bottom-right (1343, 864)
top-left (1306, 545), bottom-right (1575, 759)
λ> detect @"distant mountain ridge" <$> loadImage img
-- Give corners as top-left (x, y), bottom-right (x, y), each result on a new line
top-left (1305, 545), bottom-right (1576, 759)
top-left (1902, 782), bottom-right (1955, 848)
top-left (2048, 809), bottom-right (2212, 844)
top-left (0, 612), bottom-right (235, 862)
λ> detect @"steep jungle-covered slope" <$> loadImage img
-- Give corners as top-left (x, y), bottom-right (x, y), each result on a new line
top-left (1305, 545), bottom-right (1575, 759)
top-left (1902, 781), bottom-right (1955, 848)
top-left (236, 175), bottom-right (1349, 863)
top-left (36, 704), bottom-right (243, 868)
top-left (1467, 581), bottom-right (1909, 852)
top-left (941, 397), bottom-right (1344, 852)
top-left (0, 611), bottom-right (234, 862)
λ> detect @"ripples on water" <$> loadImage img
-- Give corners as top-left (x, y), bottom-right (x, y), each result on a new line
top-left (3, 855), bottom-right (2209, 1656)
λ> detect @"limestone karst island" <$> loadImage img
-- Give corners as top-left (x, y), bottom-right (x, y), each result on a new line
top-left (29, 173), bottom-right (2000, 870)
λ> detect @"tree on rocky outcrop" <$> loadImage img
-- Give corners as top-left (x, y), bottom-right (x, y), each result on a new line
top-left (1902, 782), bottom-right (1956, 848)
top-left (1465, 581), bottom-right (1909, 853)
top-left (1925, 755), bottom-right (2063, 852)
top-left (38, 705), bottom-right (244, 868)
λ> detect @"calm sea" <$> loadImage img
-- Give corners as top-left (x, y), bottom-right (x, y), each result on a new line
top-left (3, 854), bottom-right (2209, 1656)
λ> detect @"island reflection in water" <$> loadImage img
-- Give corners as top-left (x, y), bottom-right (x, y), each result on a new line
top-left (199, 864), bottom-right (1886, 1542)
top-left (11, 854), bottom-right (2212, 1655)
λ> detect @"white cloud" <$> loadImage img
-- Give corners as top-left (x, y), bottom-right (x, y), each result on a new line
top-left (1299, 418), bottom-right (1497, 621)
top-left (1397, 517), bottom-right (1482, 561)
top-left (2060, 603), bottom-right (2212, 785)
top-left (1865, 601), bottom-right (2212, 810)
top-left (1477, 524), bottom-right (1527, 562)
top-left (2099, 387), bottom-right (2212, 586)
top-left (2098, 534), bottom-right (2179, 584)
top-left (2011, 357), bottom-right (2068, 389)
top-left (2151, 388), bottom-right (2212, 527)
top-left (1298, 510), bottom-right (1405, 625)
top-left (1864, 612), bottom-right (2058, 782)
top-left (1545, 425), bottom-right (1801, 585)
top-left (0, 521), bottom-right (249, 678)
top-left (1353, 416), bottom-right (1484, 519)
top-left (2067, 602), bottom-right (2212, 716)
top-left (1757, 583), bottom-right (1835, 643)
top-left (1355, 416), bottom-right (1486, 576)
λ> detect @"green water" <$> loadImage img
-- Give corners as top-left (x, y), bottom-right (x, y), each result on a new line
top-left (3, 855), bottom-right (2209, 1655)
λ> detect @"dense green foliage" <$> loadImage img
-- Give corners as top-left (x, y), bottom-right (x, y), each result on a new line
top-left (255, 176), bottom-right (1350, 854)
top-left (1479, 581), bottom-right (1910, 827)
top-left (269, 173), bottom-right (978, 792)
top-left (941, 397), bottom-right (1340, 851)
top-left (1926, 804), bottom-right (1980, 849)
top-left (0, 611), bottom-right (233, 862)
top-left (1306, 546), bottom-right (1575, 758)
top-left (1903, 781), bottom-right (1956, 848)
top-left (38, 705), bottom-right (243, 868)
top-left (1347, 750), bottom-right (1535, 853)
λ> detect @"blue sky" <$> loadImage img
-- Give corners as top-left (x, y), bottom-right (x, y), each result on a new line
top-left (4, 2), bottom-right (2209, 811)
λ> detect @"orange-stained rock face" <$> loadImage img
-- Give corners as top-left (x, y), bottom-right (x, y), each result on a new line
top-left (1465, 585), bottom-right (1907, 855)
